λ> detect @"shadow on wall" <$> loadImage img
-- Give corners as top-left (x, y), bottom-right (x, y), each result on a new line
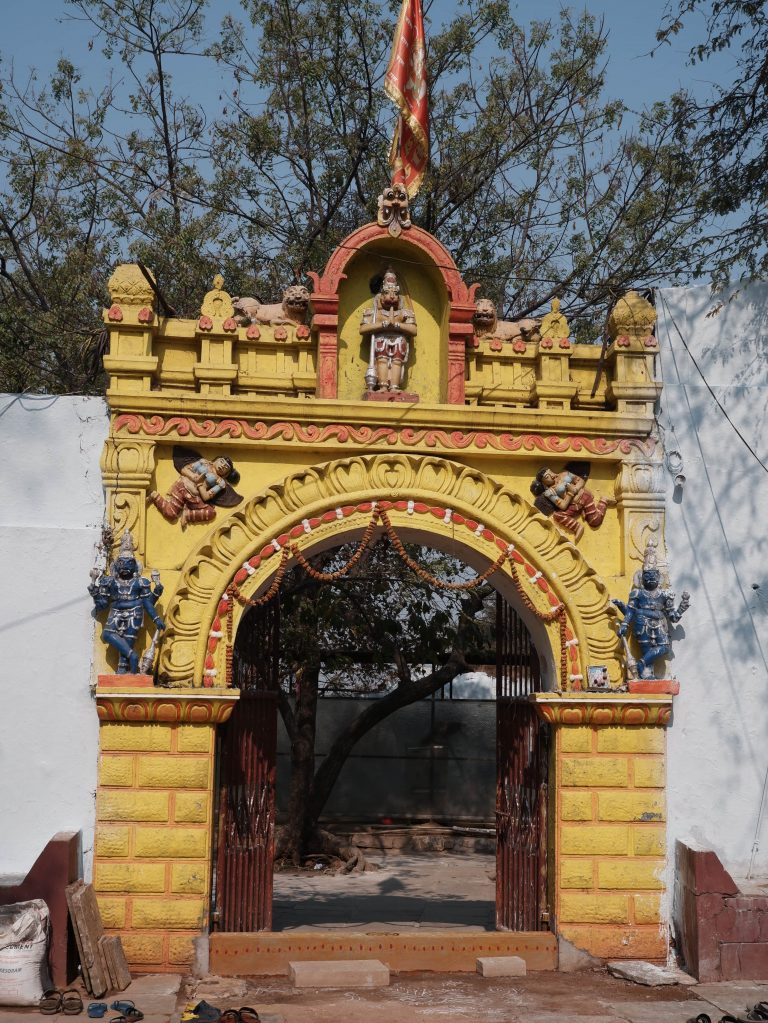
top-left (657, 284), bottom-right (768, 871)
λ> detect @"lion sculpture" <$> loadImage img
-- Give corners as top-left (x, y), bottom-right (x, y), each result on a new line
top-left (233, 284), bottom-right (311, 326)
top-left (473, 298), bottom-right (539, 343)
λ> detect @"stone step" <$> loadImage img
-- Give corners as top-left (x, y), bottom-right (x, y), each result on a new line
top-left (477, 954), bottom-right (527, 977)
top-left (288, 958), bottom-right (390, 988)
top-left (210, 929), bottom-right (558, 975)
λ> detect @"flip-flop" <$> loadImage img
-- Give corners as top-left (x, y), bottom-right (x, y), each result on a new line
top-left (239, 1009), bottom-right (260, 1023)
top-left (87, 1005), bottom-right (108, 1019)
top-left (40, 990), bottom-right (63, 1015)
top-left (181, 1001), bottom-right (221, 1023)
top-left (62, 989), bottom-right (84, 1016)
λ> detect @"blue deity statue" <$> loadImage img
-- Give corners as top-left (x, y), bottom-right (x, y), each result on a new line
top-left (89, 531), bottom-right (165, 674)
top-left (613, 540), bottom-right (690, 680)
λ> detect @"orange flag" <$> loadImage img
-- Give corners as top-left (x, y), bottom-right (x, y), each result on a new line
top-left (384, 0), bottom-right (429, 198)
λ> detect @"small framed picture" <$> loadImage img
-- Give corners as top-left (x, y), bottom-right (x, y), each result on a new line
top-left (587, 665), bottom-right (610, 690)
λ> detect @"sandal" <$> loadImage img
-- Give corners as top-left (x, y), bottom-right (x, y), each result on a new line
top-left (109, 1005), bottom-right (135, 1016)
top-left (41, 990), bottom-right (63, 1015)
top-left (110, 1013), bottom-right (143, 1023)
top-left (747, 1007), bottom-right (768, 1022)
top-left (62, 989), bottom-right (84, 1016)
top-left (87, 1006), bottom-right (108, 1019)
top-left (219, 1012), bottom-right (241, 1023)
top-left (239, 1010), bottom-right (260, 1023)
top-left (181, 1001), bottom-right (221, 1023)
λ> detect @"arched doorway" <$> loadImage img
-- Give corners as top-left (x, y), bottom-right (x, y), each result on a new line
top-left (211, 550), bottom-right (550, 935)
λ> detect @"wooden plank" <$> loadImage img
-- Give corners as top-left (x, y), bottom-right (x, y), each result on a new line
top-left (98, 935), bottom-right (117, 991)
top-left (64, 881), bottom-right (91, 995)
top-left (66, 882), bottom-right (108, 997)
top-left (77, 884), bottom-right (110, 997)
top-left (103, 935), bottom-right (131, 990)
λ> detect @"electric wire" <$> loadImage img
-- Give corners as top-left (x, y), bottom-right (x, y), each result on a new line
top-left (657, 290), bottom-right (768, 476)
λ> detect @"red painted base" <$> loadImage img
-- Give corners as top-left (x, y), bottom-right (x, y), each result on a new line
top-left (98, 673), bottom-right (154, 688)
top-left (628, 679), bottom-right (680, 695)
top-left (363, 390), bottom-right (420, 403)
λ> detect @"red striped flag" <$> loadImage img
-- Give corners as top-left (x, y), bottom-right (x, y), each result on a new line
top-left (384, 0), bottom-right (429, 198)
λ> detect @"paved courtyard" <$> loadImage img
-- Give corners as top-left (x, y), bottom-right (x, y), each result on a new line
top-left (272, 851), bottom-right (497, 931)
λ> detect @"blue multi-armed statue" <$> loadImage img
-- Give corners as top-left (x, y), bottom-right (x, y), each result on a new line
top-left (613, 540), bottom-right (690, 680)
top-left (89, 531), bottom-right (165, 674)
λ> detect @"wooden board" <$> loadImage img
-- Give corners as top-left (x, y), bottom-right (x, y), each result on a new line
top-left (65, 881), bottom-right (109, 997)
top-left (98, 935), bottom-right (117, 991)
top-left (64, 881), bottom-right (91, 995)
top-left (109, 936), bottom-right (131, 991)
top-left (99, 935), bottom-right (131, 991)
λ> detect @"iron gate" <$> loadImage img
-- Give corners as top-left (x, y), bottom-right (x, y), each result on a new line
top-left (212, 599), bottom-right (280, 931)
top-left (495, 592), bottom-right (550, 931)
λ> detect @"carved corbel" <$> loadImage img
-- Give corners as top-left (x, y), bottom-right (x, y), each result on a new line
top-left (614, 453), bottom-right (666, 573)
top-left (101, 437), bottom-right (156, 559)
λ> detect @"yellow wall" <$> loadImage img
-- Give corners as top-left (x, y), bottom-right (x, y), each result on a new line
top-left (556, 723), bottom-right (667, 960)
top-left (94, 719), bottom-right (216, 971)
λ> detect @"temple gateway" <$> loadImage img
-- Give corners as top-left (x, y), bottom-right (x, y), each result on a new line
top-left (84, 195), bottom-right (686, 974)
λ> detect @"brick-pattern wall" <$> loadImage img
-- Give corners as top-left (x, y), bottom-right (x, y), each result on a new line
top-left (556, 724), bottom-right (667, 960)
top-left (93, 722), bottom-right (215, 971)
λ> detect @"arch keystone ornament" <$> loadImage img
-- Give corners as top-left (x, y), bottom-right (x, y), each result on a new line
top-left (156, 453), bottom-right (619, 691)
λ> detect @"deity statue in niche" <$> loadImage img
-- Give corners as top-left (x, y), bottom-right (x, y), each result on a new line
top-left (149, 445), bottom-right (242, 527)
top-left (529, 461), bottom-right (615, 541)
top-left (613, 539), bottom-right (691, 680)
top-left (88, 530), bottom-right (164, 674)
top-left (360, 268), bottom-right (417, 393)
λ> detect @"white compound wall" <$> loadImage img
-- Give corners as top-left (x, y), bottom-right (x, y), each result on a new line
top-left (658, 284), bottom-right (768, 880)
top-left (0, 394), bottom-right (108, 881)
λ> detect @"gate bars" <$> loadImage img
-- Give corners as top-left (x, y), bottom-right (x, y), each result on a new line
top-left (213, 599), bottom-right (280, 931)
top-left (496, 592), bottom-right (550, 931)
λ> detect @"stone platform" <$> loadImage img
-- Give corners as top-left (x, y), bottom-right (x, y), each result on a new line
top-left (209, 930), bottom-right (558, 976)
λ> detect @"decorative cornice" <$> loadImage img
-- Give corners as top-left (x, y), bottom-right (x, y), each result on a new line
top-left (114, 413), bottom-right (655, 458)
top-left (530, 692), bottom-right (673, 726)
top-left (96, 687), bottom-right (239, 724)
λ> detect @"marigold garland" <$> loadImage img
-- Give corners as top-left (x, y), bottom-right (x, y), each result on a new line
top-left (378, 509), bottom-right (509, 592)
top-left (221, 506), bottom-right (571, 688)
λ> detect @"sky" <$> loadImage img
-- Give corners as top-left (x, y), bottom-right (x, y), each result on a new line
top-left (2, 0), bottom-right (735, 118)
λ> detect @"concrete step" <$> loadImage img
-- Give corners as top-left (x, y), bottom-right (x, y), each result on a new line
top-left (289, 958), bottom-right (390, 988)
top-left (477, 954), bottom-right (527, 977)
top-left (210, 929), bottom-right (558, 976)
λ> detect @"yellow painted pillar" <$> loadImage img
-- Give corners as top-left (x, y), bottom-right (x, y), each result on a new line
top-left (92, 689), bottom-right (238, 972)
top-left (535, 693), bottom-right (670, 961)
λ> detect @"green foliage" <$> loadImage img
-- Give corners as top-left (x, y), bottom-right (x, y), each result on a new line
top-left (657, 0), bottom-right (768, 283)
top-left (0, 0), bottom-right (708, 393)
top-left (278, 538), bottom-right (494, 696)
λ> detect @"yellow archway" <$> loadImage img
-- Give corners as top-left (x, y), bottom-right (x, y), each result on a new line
top-left (158, 453), bottom-right (619, 689)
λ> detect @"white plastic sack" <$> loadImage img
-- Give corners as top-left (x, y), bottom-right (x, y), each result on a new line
top-left (0, 899), bottom-right (52, 1006)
